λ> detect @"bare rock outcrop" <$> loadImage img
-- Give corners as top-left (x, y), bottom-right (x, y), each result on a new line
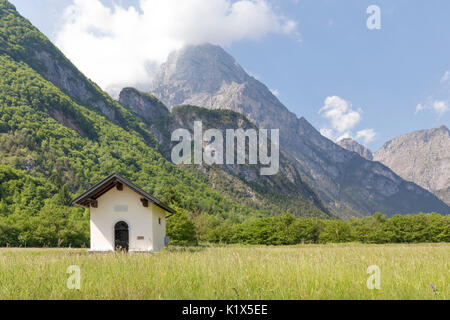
top-left (374, 126), bottom-right (450, 205)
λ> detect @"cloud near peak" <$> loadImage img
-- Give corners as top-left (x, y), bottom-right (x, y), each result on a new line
top-left (319, 96), bottom-right (362, 133)
top-left (55, 0), bottom-right (298, 96)
top-left (319, 96), bottom-right (377, 145)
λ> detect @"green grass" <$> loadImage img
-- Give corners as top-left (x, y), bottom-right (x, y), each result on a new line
top-left (0, 244), bottom-right (448, 300)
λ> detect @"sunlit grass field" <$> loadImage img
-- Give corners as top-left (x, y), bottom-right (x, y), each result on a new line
top-left (0, 244), bottom-right (448, 300)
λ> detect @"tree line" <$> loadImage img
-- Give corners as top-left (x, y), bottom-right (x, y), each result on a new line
top-left (168, 212), bottom-right (449, 245)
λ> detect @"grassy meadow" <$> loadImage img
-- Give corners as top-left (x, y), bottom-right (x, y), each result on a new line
top-left (0, 244), bottom-right (448, 300)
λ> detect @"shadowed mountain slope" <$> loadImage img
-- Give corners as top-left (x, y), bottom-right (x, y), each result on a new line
top-left (119, 87), bottom-right (330, 217)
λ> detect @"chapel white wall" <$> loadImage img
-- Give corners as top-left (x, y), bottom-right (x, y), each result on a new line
top-left (89, 185), bottom-right (155, 252)
top-left (152, 204), bottom-right (167, 253)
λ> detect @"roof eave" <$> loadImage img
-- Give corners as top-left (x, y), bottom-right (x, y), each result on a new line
top-left (71, 173), bottom-right (176, 214)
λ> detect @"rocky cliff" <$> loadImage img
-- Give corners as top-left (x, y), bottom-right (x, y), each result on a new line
top-left (337, 138), bottom-right (373, 161)
top-left (374, 126), bottom-right (450, 205)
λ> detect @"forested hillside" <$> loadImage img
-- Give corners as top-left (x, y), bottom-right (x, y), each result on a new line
top-left (0, 0), bottom-right (157, 147)
top-left (0, 1), bottom-right (329, 246)
top-left (0, 165), bottom-right (89, 247)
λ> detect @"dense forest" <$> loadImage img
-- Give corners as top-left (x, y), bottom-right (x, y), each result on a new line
top-left (0, 165), bottom-right (89, 247)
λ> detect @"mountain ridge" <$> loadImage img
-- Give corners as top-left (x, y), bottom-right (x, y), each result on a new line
top-left (150, 43), bottom-right (450, 217)
top-left (119, 87), bottom-right (330, 217)
top-left (337, 138), bottom-right (374, 161)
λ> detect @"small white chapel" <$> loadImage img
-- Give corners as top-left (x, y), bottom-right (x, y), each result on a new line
top-left (73, 173), bottom-right (175, 253)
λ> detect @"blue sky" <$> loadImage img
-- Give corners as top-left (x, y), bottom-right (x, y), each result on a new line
top-left (10, 0), bottom-right (450, 150)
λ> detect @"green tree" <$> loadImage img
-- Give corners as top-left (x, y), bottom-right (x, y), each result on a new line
top-left (55, 184), bottom-right (73, 206)
top-left (167, 211), bottom-right (196, 244)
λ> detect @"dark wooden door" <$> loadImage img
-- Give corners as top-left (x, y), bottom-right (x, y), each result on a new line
top-left (114, 221), bottom-right (129, 252)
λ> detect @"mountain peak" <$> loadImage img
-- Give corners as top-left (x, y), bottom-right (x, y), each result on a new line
top-left (374, 126), bottom-right (450, 205)
top-left (436, 125), bottom-right (449, 132)
top-left (380, 125), bottom-right (450, 149)
top-left (418, 125), bottom-right (449, 136)
top-left (151, 43), bottom-right (250, 108)
top-left (176, 43), bottom-right (229, 56)
top-left (337, 138), bottom-right (373, 161)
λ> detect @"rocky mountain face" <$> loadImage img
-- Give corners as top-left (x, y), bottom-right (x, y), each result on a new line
top-left (119, 88), bottom-right (329, 217)
top-left (152, 44), bottom-right (298, 131)
top-left (120, 88), bottom-right (169, 121)
top-left (119, 88), bottom-right (170, 146)
top-left (150, 43), bottom-right (450, 217)
top-left (374, 126), bottom-right (450, 205)
top-left (337, 138), bottom-right (373, 161)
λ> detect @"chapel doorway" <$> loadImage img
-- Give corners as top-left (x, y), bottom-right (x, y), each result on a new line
top-left (114, 221), bottom-right (129, 252)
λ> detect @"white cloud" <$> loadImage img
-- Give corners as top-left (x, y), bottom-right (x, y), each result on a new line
top-left (415, 103), bottom-right (425, 114)
top-left (319, 96), bottom-right (362, 133)
top-left (355, 129), bottom-right (377, 144)
top-left (270, 88), bottom-right (280, 97)
top-left (416, 70), bottom-right (450, 116)
top-left (320, 128), bottom-right (334, 140)
top-left (319, 96), bottom-right (376, 146)
top-left (415, 100), bottom-right (449, 116)
top-left (336, 132), bottom-right (352, 142)
top-left (433, 101), bottom-right (449, 115)
top-left (55, 0), bottom-right (298, 96)
top-left (441, 71), bottom-right (450, 83)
